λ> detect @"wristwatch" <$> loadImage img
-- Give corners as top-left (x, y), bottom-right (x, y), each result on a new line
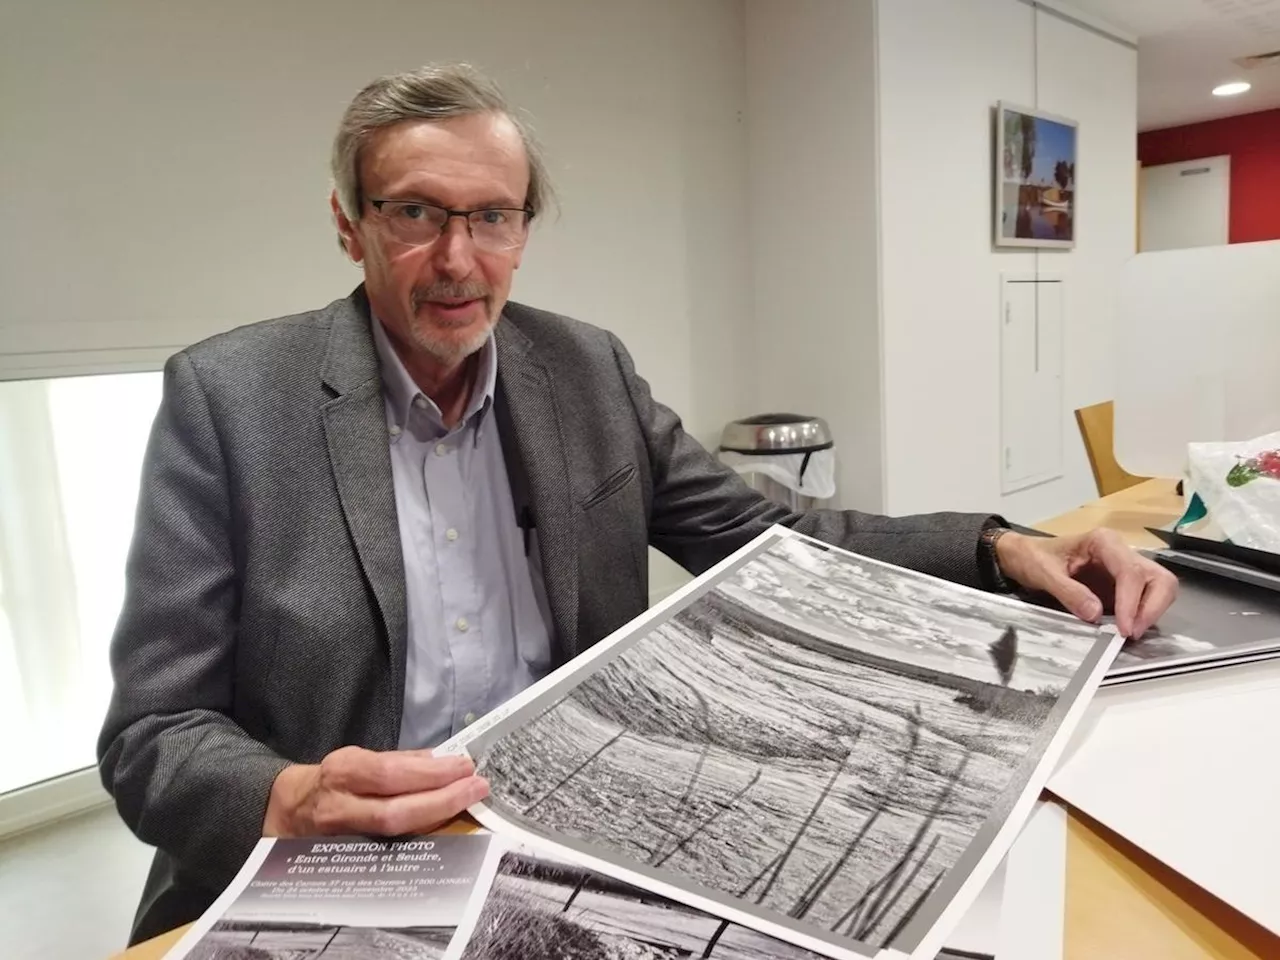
top-left (978, 523), bottom-right (1016, 593)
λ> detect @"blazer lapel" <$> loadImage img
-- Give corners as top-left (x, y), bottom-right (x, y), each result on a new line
top-left (320, 290), bottom-right (408, 720)
top-left (495, 319), bottom-right (579, 660)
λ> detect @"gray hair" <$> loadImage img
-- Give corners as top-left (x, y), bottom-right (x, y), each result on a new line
top-left (331, 63), bottom-right (552, 228)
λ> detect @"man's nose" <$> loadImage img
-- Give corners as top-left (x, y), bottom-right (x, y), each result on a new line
top-left (430, 217), bottom-right (478, 279)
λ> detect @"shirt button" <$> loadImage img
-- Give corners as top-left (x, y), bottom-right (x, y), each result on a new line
top-left (446, 528), bottom-right (459, 542)
top-left (456, 617), bottom-right (469, 632)
top-left (435, 443), bottom-right (449, 457)
top-left (464, 712), bottom-right (477, 726)
top-left (413, 396), bottom-right (428, 409)
top-left (388, 424), bottom-right (402, 437)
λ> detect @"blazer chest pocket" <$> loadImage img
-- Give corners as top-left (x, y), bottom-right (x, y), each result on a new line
top-left (578, 464), bottom-right (645, 603)
top-left (581, 463), bottom-right (637, 510)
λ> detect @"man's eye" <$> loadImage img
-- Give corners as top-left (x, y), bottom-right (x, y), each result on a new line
top-left (479, 210), bottom-right (508, 225)
top-left (398, 204), bottom-right (427, 221)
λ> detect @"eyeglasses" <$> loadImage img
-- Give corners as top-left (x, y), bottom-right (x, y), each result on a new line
top-left (367, 199), bottom-right (532, 252)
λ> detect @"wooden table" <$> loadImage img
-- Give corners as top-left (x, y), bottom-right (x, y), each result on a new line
top-left (1045, 480), bottom-right (1276, 958)
top-left (114, 478), bottom-right (1279, 960)
top-left (1035, 476), bottom-right (1182, 548)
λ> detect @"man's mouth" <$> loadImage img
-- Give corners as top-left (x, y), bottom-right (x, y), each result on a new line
top-left (426, 298), bottom-right (483, 320)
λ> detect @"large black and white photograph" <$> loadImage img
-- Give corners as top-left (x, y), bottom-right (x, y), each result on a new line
top-left (467, 530), bottom-right (1117, 959)
top-left (169, 835), bottom-right (491, 960)
top-left (450, 847), bottom-right (827, 960)
top-left (1106, 563), bottom-right (1280, 682)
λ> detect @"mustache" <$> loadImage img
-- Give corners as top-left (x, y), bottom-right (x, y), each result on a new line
top-left (412, 280), bottom-right (491, 308)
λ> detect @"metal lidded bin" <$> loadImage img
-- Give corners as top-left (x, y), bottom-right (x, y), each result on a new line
top-left (718, 413), bottom-right (834, 511)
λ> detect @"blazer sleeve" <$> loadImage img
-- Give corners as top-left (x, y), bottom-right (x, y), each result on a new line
top-left (607, 333), bottom-right (1000, 588)
top-left (97, 350), bottom-right (290, 895)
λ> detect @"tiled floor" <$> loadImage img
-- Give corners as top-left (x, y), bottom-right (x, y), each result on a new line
top-left (0, 804), bottom-right (155, 959)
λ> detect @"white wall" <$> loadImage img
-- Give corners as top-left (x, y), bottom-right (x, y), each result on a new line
top-left (1, 0), bottom-right (1141, 538)
top-left (0, 804), bottom-right (155, 959)
top-left (1033, 8), bottom-right (1139, 517)
top-left (877, 0), bottom-right (1137, 524)
top-left (0, 0), bottom-right (750, 447)
top-left (744, 0), bottom-right (884, 512)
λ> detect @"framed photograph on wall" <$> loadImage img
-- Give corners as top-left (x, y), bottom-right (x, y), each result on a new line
top-left (995, 102), bottom-right (1078, 249)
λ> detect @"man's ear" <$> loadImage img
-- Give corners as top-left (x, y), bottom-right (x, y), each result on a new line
top-left (331, 191), bottom-right (364, 263)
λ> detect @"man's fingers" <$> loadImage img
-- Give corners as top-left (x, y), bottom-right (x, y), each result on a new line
top-left (1131, 566), bottom-right (1180, 639)
top-left (382, 774), bottom-right (491, 834)
top-left (312, 775), bottom-right (490, 836)
top-left (1043, 570), bottom-right (1104, 624)
top-left (321, 747), bottom-right (476, 797)
top-left (1016, 529), bottom-right (1179, 637)
top-left (1110, 567), bottom-right (1147, 638)
top-left (1083, 532), bottom-right (1148, 637)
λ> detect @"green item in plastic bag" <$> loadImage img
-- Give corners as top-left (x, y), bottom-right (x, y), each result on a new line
top-left (1226, 449), bottom-right (1280, 488)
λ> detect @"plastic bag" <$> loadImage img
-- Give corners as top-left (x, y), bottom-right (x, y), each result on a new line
top-left (1181, 430), bottom-right (1280, 553)
top-left (719, 449), bottom-right (837, 500)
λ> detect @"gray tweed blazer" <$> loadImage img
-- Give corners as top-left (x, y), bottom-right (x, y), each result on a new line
top-left (98, 287), bottom-right (996, 944)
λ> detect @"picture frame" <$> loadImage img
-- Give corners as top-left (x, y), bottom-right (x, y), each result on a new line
top-left (994, 101), bottom-right (1078, 249)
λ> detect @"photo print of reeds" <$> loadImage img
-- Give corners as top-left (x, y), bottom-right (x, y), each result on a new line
top-left (472, 533), bottom-right (1105, 955)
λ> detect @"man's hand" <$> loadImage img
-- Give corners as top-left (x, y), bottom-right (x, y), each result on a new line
top-left (994, 528), bottom-right (1179, 639)
top-left (262, 747), bottom-right (488, 838)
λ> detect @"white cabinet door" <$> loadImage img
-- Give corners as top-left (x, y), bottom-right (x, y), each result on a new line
top-left (1140, 156), bottom-right (1231, 252)
top-left (1001, 276), bottom-right (1064, 494)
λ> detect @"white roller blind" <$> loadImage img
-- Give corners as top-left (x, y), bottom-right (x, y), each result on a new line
top-left (0, 372), bottom-right (161, 793)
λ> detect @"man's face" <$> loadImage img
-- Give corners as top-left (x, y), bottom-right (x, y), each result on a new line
top-left (333, 113), bottom-right (530, 367)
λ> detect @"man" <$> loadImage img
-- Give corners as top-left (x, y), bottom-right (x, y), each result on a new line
top-left (99, 63), bottom-right (1176, 944)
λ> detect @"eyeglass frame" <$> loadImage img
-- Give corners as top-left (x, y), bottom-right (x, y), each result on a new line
top-left (366, 198), bottom-right (534, 250)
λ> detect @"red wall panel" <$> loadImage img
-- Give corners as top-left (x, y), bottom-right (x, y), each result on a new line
top-left (1138, 108), bottom-right (1280, 244)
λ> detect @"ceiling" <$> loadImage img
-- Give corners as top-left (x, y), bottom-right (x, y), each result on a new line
top-left (1067, 0), bottom-right (1280, 130)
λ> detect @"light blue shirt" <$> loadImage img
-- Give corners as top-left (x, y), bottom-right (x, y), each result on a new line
top-left (370, 318), bottom-right (553, 749)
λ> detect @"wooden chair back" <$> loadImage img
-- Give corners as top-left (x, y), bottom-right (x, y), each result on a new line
top-left (1075, 400), bottom-right (1150, 497)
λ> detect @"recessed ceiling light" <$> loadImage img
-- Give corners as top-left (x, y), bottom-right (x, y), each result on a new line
top-left (1213, 81), bottom-right (1252, 97)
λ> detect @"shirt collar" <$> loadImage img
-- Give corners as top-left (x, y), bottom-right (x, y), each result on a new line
top-left (370, 314), bottom-right (498, 432)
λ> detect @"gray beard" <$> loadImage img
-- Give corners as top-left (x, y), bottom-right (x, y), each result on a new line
top-left (409, 279), bottom-right (498, 365)
top-left (410, 316), bottom-right (495, 366)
